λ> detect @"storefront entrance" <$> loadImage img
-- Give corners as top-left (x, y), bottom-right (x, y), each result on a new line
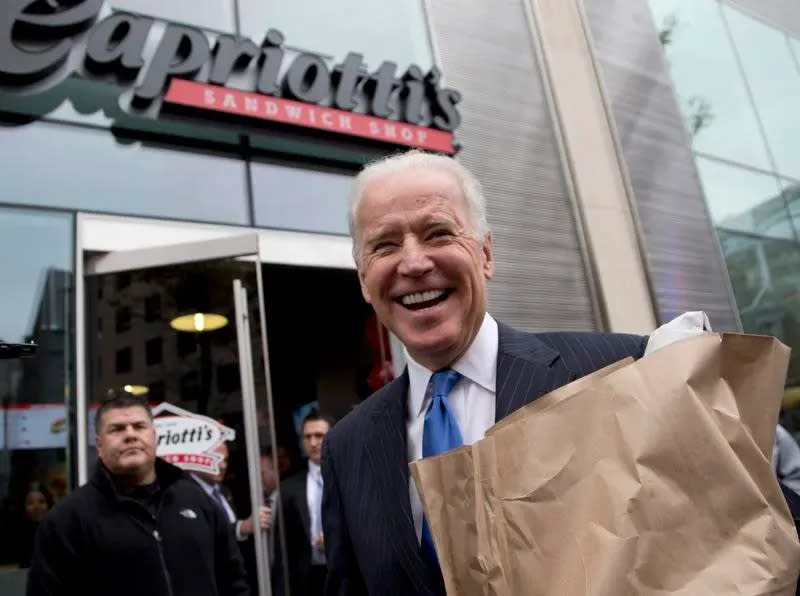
top-left (83, 234), bottom-right (278, 594)
top-left (76, 223), bottom-right (394, 596)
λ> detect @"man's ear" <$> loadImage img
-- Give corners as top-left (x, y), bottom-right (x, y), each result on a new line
top-left (358, 268), bottom-right (373, 304)
top-left (482, 232), bottom-right (494, 280)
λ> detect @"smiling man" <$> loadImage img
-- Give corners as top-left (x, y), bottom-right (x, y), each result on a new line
top-left (27, 394), bottom-right (250, 596)
top-left (321, 151), bottom-right (651, 596)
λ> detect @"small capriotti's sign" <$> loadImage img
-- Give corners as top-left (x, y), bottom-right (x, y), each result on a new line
top-left (151, 402), bottom-right (235, 476)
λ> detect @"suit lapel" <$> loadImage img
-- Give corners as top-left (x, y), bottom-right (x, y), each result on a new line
top-left (298, 472), bottom-right (311, 541)
top-left (364, 371), bottom-right (436, 593)
top-left (495, 322), bottom-right (576, 421)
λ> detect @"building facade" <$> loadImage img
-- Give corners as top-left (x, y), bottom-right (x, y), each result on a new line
top-left (0, 0), bottom-right (796, 594)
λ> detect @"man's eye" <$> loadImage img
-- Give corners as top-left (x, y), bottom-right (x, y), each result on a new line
top-left (427, 229), bottom-right (452, 240)
top-left (373, 241), bottom-right (397, 252)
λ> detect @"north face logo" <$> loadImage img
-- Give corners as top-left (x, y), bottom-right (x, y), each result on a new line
top-left (0, 0), bottom-right (102, 85)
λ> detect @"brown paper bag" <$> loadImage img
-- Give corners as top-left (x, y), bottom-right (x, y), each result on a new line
top-left (411, 334), bottom-right (800, 595)
top-left (487, 357), bottom-right (634, 436)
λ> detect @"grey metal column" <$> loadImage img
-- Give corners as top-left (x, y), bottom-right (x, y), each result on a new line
top-left (234, 279), bottom-right (271, 596)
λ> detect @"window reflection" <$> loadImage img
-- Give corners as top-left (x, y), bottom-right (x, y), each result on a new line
top-left (251, 161), bottom-right (354, 235)
top-left (0, 121), bottom-right (249, 225)
top-left (0, 208), bottom-right (72, 590)
top-left (648, 0), bottom-right (772, 170)
top-left (718, 229), bottom-right (800, 416)
top-left (723, 6), bottom-right (800, 180)
top-left (696, 156), bottom-right (793, 239)
top-left (237, 0), bottom-right (433, 69)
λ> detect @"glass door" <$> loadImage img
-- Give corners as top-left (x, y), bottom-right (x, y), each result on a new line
top-left (82, 234), bottom-right (280, 596)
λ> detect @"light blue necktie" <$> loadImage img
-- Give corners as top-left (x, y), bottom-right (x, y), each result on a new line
top-left (310, 467), bottom-right (326, 564)
top-left (420, 369), bottom-right (463, 567)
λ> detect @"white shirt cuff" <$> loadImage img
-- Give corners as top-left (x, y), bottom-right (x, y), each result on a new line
top-left (235, 520), bottom-right (247, 542)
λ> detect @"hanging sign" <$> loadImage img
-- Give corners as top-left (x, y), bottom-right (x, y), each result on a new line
top-left (151, 402), bottom-right (235, 475)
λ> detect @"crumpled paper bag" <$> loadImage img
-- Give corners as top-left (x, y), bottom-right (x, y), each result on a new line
top-left (411, 333), bottom-right (800, 595)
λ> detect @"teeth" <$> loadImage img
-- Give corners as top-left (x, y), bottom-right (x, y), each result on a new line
top-left (401, 289), bottom-right (445, 306)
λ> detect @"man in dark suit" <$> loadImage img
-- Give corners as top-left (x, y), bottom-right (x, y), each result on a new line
top-left (280, 411), bottom-right (334, 595)
top-left (320, 150), bottom-right (728, 595)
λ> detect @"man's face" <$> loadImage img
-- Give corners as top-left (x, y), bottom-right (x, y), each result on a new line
top-left (356, 166), bottom-right (493, 370)
top-left (260, 454), bottom-right (277, 495)
top-left (303, 419), bottom-right (330, 466)
top-left (95, 406), bottom-right (156, 482)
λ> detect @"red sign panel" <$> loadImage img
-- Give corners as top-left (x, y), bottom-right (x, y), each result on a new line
top-left (164, 79), bottom-right (456, 155)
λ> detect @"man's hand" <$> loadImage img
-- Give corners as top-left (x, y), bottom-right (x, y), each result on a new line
top-left (314, 533), bottom-right (324, 550)
top-left (240, 506), bottom-right (272, 535)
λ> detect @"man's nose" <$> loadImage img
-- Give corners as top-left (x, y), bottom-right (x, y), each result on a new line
top-left (397, 237), bottom-right (433, 277)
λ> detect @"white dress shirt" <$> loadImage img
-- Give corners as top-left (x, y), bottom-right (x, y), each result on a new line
top-left (190, 473), bottom-right (246, 541)
top-left (406, 313), bottom-right (498, 542)
top-left (306, 461), bottom-right (326, 564)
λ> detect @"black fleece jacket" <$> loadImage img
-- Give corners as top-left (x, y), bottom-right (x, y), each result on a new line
top-left (26, 458), bottom-right (250, 596)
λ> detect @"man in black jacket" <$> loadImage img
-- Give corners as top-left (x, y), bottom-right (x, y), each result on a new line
top-left (26, 395), bottom-right (250, 596)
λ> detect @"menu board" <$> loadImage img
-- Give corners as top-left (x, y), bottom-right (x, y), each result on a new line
top-left (5, 404), bottom-right (68, 450)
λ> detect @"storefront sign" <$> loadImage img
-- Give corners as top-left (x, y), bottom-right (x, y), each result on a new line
top-left (151, 402), bottom-right (235, 476)
top-left (0, 0), bottom-right (461, 153)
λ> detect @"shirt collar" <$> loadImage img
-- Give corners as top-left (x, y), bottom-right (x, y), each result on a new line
top-left (190, 473), bottom-right (215, 494)
top-left (308, 461), bottom-right (321, 478)
top-left (406, 313), bottom-right (498, 418)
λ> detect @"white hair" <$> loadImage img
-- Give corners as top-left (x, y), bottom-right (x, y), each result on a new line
top-left (348, 150), bottom-right (489, 265)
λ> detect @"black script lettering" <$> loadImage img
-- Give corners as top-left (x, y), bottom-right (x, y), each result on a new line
top-left (84, 13), bottom-right (152, 80)
top-left (181, 428), bottom-right (190, 442)
top-left (256, 29), bottom-right (283, 96)
top-left (424, 66), bottom-right (461, 132)
top-left (283, 53), bottom-right (330, 104)
top-left (205, 427), bottom-right (213, 441)
top-left (364, 61), bottom-right (400, 119)
top-left (0, 0), bottom-right (102, 85)
top-left (432, 88), bottom-right (462, 131)
top-left (209, 34), bottom-right (259, 86)
top-left (157, 433), bottom-right (167, 446)
top-left (332, 52), bottom-right (364, 111)
top-left (401, 64), bottom-right (425, 125)
top-left (170, 432), bottom-right (181, 445)
top-left (133, 24), bottom-right (209, 108)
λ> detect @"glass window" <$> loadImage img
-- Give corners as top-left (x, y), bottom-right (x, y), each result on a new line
top-left (145, 295), bottom-right (161, 323)
top-left (115, 307), bottom-right (131, 334)
top-left (145, 338), bottom-right (163, 366)
top-left (723, 6), bottom-right (800, 180)
top-left (0, 120), bottom-right (249, 225)
top-left (696, 156), bottom-right (792, 239)
top-left (115, 347), bottom-right (133, 374)
top-left (717, 229), bottom-right (800, 428)
top-left (0, 208), bottom-right (73, 590)
top-left (648, 0), bottom-right (772, 170)
top-left (251, 161), bottom-right (354, 235)
top-left (784, 179), bottom-right (800, 238)
top-left (108, 0), bottom-right (236, 33)
top-left (237, 0), bottom-right (433, 69)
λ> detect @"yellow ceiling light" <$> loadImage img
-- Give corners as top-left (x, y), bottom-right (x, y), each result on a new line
top-left (123, 384), bottom-right (149, 396)
top-left (170, 312), bottom-right (228, 333)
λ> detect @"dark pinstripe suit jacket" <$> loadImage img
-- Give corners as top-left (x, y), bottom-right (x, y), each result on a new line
top-left (321, 322), bottom-right (647, 596)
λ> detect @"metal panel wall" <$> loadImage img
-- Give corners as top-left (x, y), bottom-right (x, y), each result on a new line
top-left (426, 0), bottom-right (600, 332)
top-left (582, 0), bottom-right (741, 331)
